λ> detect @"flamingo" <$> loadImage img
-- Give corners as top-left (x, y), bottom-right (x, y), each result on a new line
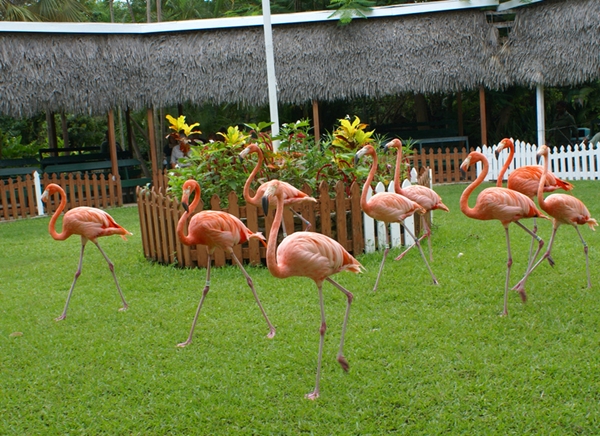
top-left (495, 137), bottom-right (573, 261)
top-left (262, 181), bottom-right (364, 400)
top-left (512, 144), bottom-right (597, 292)
top-left (239, 143), bottom-right (317, 237)
top-left (176, 179), bottom-right (276, 347)
top-left (385, 138), bottom-right (449, 262)
top-left (355, 144), bottom-right (438, 291)
top-left (41, 183), bottom-right (131, 321)
top-left (460, 151), bottom-right (548, 316)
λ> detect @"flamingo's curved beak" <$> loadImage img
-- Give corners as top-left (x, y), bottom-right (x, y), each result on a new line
top-left (354, 146), bottom-right (369, 166)
top-left (460, 156), bottom-right (472, 173)
top-left (181, 187), bottom-right (192, 212)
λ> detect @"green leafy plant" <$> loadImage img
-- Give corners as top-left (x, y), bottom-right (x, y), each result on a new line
top-left (328, 0), bottom-right (375, 25)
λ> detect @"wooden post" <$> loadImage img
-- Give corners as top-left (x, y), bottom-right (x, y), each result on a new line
top-left (46, 112), bottom-right (58, 156)
top-left (312, 99), bottom-right (320, 147)
top-left (147, 108), bottom-right (160, 190)
top-left (107, 110), bottom-right (123, 201)
top-left (107, 110), bottom-right (118, 176)
top-left (479, 86), bottom-right (488, 147)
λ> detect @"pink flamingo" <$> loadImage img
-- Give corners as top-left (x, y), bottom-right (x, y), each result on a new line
top-left (41, 183), bottom-right (131, 321)
top-left (495, 137), bottom-right (573, 260)
top-left (512, 144), bottom-right (597, 292)
top-left (355, 144), bottom-right (438, 291)
top-left (460, 152), bottom-right (548, 316)
top-left (262, 181), bottom-right (364, 400)
top-left (176, 179), bottom-right (276, 347)
top-left (239, 143), bottom-right (317, 237)
top-left (385, 138), bottom-right (449, 261)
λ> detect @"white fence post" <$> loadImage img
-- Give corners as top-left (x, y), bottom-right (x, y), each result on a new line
top-left (34, 171), bottom-right (44, 216)
top-left (363, 185), bottom-right (376, 254)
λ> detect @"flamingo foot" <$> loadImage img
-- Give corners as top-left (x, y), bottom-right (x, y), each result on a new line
top-left (54, 314), bottom-right (66, 322)
top-left (517, 288), bottom-right (528, 303)
top-left (394, 252), bottom-right (408, 261)
top-left (547, 256), bottom-right (555, 267)
top-left (176, 340), bottom-right (192, 348)
top-left (118, 304), bottom-right (129, 312)
top-left (337, 355), bottom-right (349, 372)
top-left (305, 390), bottom-right (320, 400)
top-left (267, 329), bottom-right (276, 339)
top-left (500, 310), bottom-right (508, 317)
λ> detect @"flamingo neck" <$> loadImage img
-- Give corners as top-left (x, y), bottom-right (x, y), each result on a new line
top-left (460, 155), bottom-right (489, 219)
top-left (266, 192), bottom-right (287, 279)
top-left (48, 187), bottom-right (69, 241)
top-left (360, 151), bottom-right (378, 211)
top-left (243, 147), bottom-right (263, 205)
top-left (393, 145), bottom-right (403, 194)
top-left (497, 142), bottom-right (514, 187)
top-left (177, 182), bottom-right (201, 246)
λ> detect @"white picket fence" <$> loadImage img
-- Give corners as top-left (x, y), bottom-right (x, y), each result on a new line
top-left (479, 139), bottom-right (600, 182)
top-left (363, 167), bottom-right (431, 253)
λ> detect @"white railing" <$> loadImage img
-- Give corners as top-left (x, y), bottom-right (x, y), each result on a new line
top-left (479, 139), bottom-right (600, 182)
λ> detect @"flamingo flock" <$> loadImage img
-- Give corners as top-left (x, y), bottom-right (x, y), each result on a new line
top-left (41, 138), bottom-right (596, 399)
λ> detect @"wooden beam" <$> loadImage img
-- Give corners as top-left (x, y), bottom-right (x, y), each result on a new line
top-left (147, 108), bottom-right (160, 190)
top-left (479, 86), bottom-right (488, 147)
top-left (107, 110), bottom-right (123, 200)
top-left (312, 99), bottom-right (320, 147)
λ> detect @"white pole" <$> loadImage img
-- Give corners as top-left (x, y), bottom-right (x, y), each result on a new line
top-left (34, 171), bottom-right (44, 216)
top-left (536, 85), bottom-right (545, 147)
top-left (262, 0), bottom-right (280, 151)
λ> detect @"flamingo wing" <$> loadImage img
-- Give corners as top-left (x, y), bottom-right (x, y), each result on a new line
top-left (543, 194), bottom-right (597, 227)
top-left (367, 192), bottom-right (425, 222)
top-left (188, 210), bottom-right (261, 250)
top-left (402, 185), bottom-right (448, 212)
top-left (474, 188), bottom-right (544, 223)
top-left (276, 232), bottom-right (363, 281)
top-left (63, 207), bottom-right (131, 241)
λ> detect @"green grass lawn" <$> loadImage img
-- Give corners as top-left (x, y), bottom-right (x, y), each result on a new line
top-left (1, 181), bottom-right (599, 434)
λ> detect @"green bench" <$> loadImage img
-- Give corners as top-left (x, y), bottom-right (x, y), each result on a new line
top-left (44, 158), bottom-right (150, 188)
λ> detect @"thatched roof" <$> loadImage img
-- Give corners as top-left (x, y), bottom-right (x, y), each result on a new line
top-left (0, 0), bottom-right (597, 118)
top-left (499, 0), bottom-right (600, 87)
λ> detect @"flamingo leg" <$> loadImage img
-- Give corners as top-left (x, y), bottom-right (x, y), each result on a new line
top-left (526, 217), bottom-right (538, 264)
top-left (326, 277), bottom-right (354, 372)
top-left (394, 215), bottom-right (432, 262)
top-left (512, 223), bottom-right (556, 295)
top-left (502, 226), bottom-right (513, 317)
top-left (55, 241), bottom-right (87, 321)
top-left (230, 251), bottom-right (276, 338)
top-left (306, 282), bottom-right (327, 400)
top-left (373, 229), bottom-right (390, 292)
top-left (290, 207), bottom-right (312, 231)
top-left (178, 254), bottom-right (212, 348)
top-left (574, 226), bottom-right (592, 288)
top-left (398, 224), bottom-right (439, 285)
top-left (94, 241), bottom-right (128, 312)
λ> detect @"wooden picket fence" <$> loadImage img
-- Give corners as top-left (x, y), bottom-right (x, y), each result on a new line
top-left (137, 181), bottom-right (368, 267)
top-left (0, 172), bottom-right (121, 220)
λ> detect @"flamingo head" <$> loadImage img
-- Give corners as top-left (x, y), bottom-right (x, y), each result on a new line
top-left (383, 138), bottom-right (402, 153)
top-left (238, 142), bottom-right (260, 162)
top-left (354, 144), bottom-right (374, 166)
top-left (536, 144), bottom-right (550, 162)
top-left (41, 183), bottom-right (61, 203)
top-left (180, 179), bottom-right (198, 212)
top-left (494, 138), bottom-right (513, 159)
top-left (261, 181), bottom-right (280, 215)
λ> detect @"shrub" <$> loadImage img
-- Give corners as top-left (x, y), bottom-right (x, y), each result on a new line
top-left (167, 115), bottom-right (414, 207)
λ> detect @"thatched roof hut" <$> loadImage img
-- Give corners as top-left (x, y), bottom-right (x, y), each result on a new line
top-left (0, 0), bottom-right (597, 119)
